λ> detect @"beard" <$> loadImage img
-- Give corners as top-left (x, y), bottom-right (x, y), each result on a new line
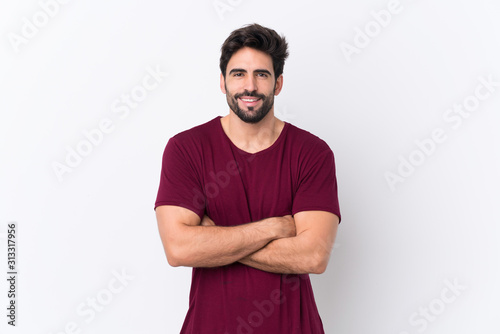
top-left (225, 87), bottom-right (275, 124)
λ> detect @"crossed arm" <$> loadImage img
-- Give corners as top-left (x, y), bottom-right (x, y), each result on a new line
top-left (155, 205), bottom-right (339, 275)
top-left (237, 210), bottom-right (338, 274)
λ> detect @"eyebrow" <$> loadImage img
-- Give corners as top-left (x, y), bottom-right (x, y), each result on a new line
top-left (229, 68), bottom-right (272, 76)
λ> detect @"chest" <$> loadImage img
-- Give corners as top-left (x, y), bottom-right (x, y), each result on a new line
top-left (200, 147), bottom-right (298, 226)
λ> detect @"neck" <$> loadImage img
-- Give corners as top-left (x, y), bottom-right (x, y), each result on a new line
top-left (220, 110), bottom-right (284, 154)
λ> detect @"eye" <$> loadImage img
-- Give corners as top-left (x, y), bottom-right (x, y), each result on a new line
top-left (233, 72), bottom-right (243, 77)
top-left (257, 73), bottom-right (268, 78)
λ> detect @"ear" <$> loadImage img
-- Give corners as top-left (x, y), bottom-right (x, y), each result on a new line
top-left (274, 75), bottom-right (284, 96)
top-left (220, 73), bottom-right (227, 94)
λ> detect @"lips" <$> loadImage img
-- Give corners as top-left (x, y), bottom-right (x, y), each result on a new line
top-left (238, 96), bottom-right (261, 107)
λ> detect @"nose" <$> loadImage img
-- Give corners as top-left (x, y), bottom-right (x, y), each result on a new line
top-left (243, 75), bottom-right (258, 92)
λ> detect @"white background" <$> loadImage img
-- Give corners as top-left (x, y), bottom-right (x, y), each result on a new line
top-left (1, 0), bottom-right (499, 333)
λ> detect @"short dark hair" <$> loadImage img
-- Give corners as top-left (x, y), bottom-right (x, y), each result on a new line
top-left (220, 23), bottom-right (289, 80)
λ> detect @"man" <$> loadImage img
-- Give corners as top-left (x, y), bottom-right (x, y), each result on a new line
top-left (155, 23), bottom-right (341, 333)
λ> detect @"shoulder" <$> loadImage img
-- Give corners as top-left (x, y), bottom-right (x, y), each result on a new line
top-left (172, 117), bottom-right (220, 143)
top-left (167, 116), bottom-right (221, 153)
top-left (161, 117), bottom-right (221, 163)
top-left (285, 122), bottom-right (332, 154)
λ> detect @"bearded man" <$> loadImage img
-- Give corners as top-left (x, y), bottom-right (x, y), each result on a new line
top-left (155, 23), bottom-right (341, 334)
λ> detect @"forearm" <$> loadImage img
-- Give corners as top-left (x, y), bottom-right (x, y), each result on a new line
top-left (167, 220), bottom-right (278, 268)
top-left (239, 233), bottom-right (333, 275)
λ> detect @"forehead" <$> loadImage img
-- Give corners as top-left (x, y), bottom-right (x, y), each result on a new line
top-left (227, 47), bottom-right (274, 73)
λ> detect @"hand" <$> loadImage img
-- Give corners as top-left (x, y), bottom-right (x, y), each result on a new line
top-left (273, 215), bottom-right (296, 239)
top-left (200, 215), bottom-right (216, 226)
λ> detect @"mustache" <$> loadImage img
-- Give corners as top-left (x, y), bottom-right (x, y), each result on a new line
top-left (234, 90), bottom-right (266, 100)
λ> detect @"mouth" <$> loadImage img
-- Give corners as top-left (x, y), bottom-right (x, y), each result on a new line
top-left (238, 96), bottom-right (262, 107)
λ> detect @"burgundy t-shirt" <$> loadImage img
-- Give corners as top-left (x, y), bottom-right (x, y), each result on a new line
top-left (155, 116), bottom-right (341, 333)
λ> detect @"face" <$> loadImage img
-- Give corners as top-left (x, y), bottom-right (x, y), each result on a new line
top-left (221, 47), bottom-right (283, 124)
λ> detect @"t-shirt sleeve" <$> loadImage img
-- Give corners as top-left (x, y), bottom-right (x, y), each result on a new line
top-left (292, 148), bottom-right (341, 223)
top-left (154, 136), bottom-right (205, 220)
